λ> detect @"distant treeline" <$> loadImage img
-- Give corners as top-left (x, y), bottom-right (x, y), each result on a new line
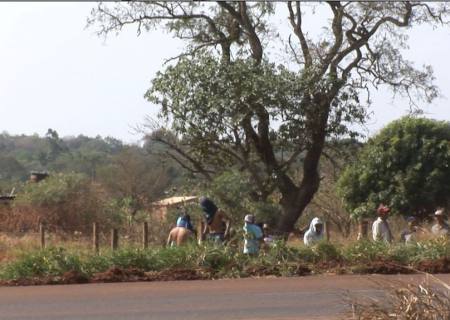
top-left (0, 129), bottom-right (184, 200)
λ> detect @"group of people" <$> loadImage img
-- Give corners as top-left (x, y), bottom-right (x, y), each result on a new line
top-left (167, 197), bottom-right (274, 254)
top-left (372, 204), bottom-right (448, 244)
top-left (167, 197), bottom-right (449, 254)
top-left (304, 204), bottom-right (449, 246)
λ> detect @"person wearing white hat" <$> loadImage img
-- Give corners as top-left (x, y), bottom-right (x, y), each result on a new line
top-left (431, 208), bottom-right (449, 237)
top-left (243, 214), bottom-right (263, 255)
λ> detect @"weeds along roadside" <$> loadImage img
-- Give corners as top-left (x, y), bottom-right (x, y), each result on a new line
top-left (0, 238), bottom-right (449, 283)
top-left (343, 273), bottom-right (450, 320)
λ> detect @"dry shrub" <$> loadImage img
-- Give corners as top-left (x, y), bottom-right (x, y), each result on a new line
top-left (4, 173), bottom-right (121, 234)
top-left (346, 277), bottom-right (450, 320)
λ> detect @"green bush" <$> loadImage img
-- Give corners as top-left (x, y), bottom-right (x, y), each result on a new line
top-left (11, 173), bottom-right (121, 233)
top-left (343, 240), bottom-right (389, 263)
top-left (338, 117), bottom-right (450, 220)
top-left (0, 247), bottom-right (84, 280)
top-left (1, 239), bottom-right (449, 282)
top-left (314, 241), bottom-right (342, 262)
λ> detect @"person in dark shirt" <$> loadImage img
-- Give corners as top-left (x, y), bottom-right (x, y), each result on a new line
top-left (199, 197), bottom-right (230, 244)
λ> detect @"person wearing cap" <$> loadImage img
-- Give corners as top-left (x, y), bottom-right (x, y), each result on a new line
top-left (243, 214), bottom-right (263, 255)
top-left (400, 216), bottom-right (419, 244)
top-left (199, 197), bottom-right (231, 244)
top-left (372, 204), bottom-right (393, 243)
top-left (303, 217), bottom-right (325, 247)
top-left (431, 209), bottom-right (449, 237)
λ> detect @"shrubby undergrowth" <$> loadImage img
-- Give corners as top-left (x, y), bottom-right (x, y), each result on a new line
top-left (1, 238), bottom-right (449, 282)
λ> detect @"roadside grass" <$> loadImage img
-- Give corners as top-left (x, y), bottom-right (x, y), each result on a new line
top-left (344, 275), bottom-right (450, 320)
top-left (0, 237), bottom-right (449, 283)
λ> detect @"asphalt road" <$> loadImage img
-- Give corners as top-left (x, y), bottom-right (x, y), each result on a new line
top-left (0, 274), bottom-right (449, 320)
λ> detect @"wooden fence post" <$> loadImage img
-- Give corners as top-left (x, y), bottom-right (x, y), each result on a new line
top-left (39, 222), bottom-right (45, 249)
top-left (92, 222), bottom-right (99, 253)
top-left (198, 220), bottom-right (205, 245)
top-left (111, 228), bottom-right (119, 251)
top-left (142, 222), bottom-right (148, 249)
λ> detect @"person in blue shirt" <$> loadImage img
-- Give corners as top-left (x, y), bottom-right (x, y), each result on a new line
top-left (243, 214), bottom-right (263, 255)
top-left (167, 212), bottom-right (196, 247)
top-left (176, 212), bottom-right (195, 234)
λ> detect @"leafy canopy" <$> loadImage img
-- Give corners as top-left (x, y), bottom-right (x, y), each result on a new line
top-left (338, 117), bottom-right (450, 219)
top-left (147, 53), bottom-right (365, 180)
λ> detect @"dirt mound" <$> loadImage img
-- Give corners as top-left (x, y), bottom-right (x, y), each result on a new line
top-left (351, 260), bottom-right (413, 275)
top-left (61, 270), bottom-right (90, 284)
top-left (314, 261), bottom-right (347, 275)
top-left (0, 276), bottom-right (61, 286)
top-left (244, 264), bottom-right (311, 277)
top-left (92, 267), bottom-right (146, 283)
top-left (91, 267), bottom-right (210, 283)
top-left (145, 268), bottom-right (211, 281)
top-left (415, 258), bottom-right (450, 273)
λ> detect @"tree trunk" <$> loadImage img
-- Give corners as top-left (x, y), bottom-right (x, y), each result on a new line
top-left (276, 100), bottom-right (329, 235)
top-left (277, 173), bottom-right (320, 235)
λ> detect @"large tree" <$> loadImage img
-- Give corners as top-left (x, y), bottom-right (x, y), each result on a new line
top-left (89, 2), bottom-right (449, 234)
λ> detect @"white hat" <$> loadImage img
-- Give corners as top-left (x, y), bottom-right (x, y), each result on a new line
top-left (435, 209), bottom-right (445, 216)
top-left (244, 214), bottom-right (255, 223)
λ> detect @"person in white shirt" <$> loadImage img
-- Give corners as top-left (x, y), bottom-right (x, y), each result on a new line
top-left (303, 217), bottom-right (324, 247)
top-left (431, 209), bottom-right (449, 237)
top-left (372, 204), bottom-right (393, 243)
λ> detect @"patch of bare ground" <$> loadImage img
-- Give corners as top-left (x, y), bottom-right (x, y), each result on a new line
top-left (314, 260), bottom-right (347, 275)
top-left (350, 260), bottom-right (414, 275)
top-left (91, 267), bottom-right (211, 283)
top-left (243, 264), bottom-right (311, 277)
top-left (415, 257), bottom-right (450, 273)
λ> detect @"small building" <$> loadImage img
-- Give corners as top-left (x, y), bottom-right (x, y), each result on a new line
top-left (30, 171), bottom-right (49, 183)
top-left (151, 196), bottom-right (198, 220)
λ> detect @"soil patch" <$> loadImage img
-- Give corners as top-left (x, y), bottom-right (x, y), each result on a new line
top-left (91, 267), bottom-right (146, 283)
top-left (351, 260), bottom-right (414, 275)
top-left (314, 260), bottom-right (347, 275)
top-left (91, 267), bottom-right (211, 283)
top-left (61, 270), bottom-right (90, 284)
top-left (243, 264), bottom-right (311, 277)
top-left (145, 268), bottom-right (211, 281)
top-left (415, 257), bottom-right (450, 273)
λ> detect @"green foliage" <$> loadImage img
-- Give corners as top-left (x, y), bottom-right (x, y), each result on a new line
top-left (0, 131), bottom-right (126, 181)
top-left (0, 156), bottom-right (27, 181)
top-left (1, 238), bottom-right (449, 281)
top-left (342, 238), bottom-right (450, 265)
top-left (13, 173), bottom-right (122, 232)
top-left (314, 241), bottom-right (342, 262)
top-left (343, 240), bottom-right (391, 263)
top-left (338, 117), bottom-right (450, 219)
top-left (0, 247), bottom-right (85, 280)
top-left (147, 53), bottom-right (364, 166)
top-left (206, 170), bottom-right (283, 225)
top-left (16, 173), bottom-right (86, 207)
top-left (89, 1), bottom-right (447, 233)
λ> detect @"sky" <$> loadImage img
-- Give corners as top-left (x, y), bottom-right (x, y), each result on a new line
top-left (0, 2), bottom-right (449, 144)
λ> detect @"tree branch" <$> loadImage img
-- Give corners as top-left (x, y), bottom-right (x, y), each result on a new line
top-left (287, 1), bottom-right (312, 68)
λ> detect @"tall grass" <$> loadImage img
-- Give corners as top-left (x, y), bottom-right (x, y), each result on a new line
top-left (0, 238), bottom-right (449, 282)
